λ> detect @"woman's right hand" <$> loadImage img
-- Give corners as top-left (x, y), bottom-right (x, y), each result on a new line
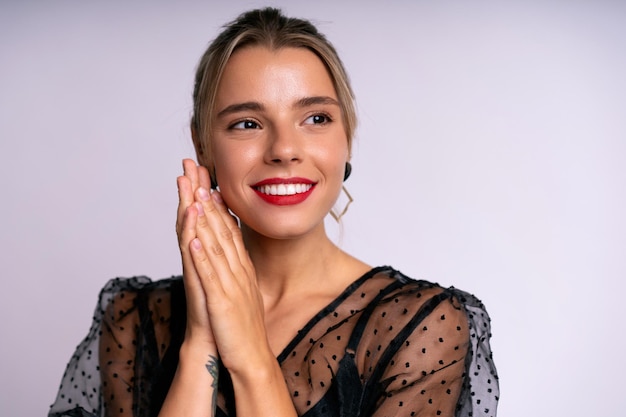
top-left (176, 158), bottom-right (217, 349)
top-left (160, 159), bottom-right (220, 417)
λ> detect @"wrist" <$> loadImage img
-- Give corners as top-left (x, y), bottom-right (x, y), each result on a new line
top-left (227, 349), bottom-right (297, 417)
top-left (179, 339), bottom-right (218, 365)
top-left (226, 344), bottom-right (280, 387)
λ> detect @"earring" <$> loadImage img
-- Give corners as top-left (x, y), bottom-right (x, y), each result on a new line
top-left (343, 162), bottom-right (352, 182)
top-left (330, 186), bottom-right (353, 222)
top-left (331, 162), bottom-right (354, 222)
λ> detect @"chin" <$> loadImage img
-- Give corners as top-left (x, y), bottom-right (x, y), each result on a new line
top-left (241, 215), bottom-right (326, 241)
top-left (224, 190), bottom-right (335, 241)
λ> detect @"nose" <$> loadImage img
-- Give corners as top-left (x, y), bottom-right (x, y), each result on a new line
top-left (265, 123), bottom-right (301, 164)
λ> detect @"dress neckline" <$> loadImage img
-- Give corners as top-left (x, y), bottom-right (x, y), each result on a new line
top-left (275, 265), bottom-right (391, 363)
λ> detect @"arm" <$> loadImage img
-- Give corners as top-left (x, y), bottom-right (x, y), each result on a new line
top-left (49, 278), bottom-right (152, 417)
top-left (158, 344), bottom-right (220, 417)
top-left (190, 186), bottom-right (296, 417)
top-left (158, 160), bottom-right (219, 417)
top-left (368, 292), bottom-right (471, 417)
top-left (99, 290), bottom-right (140, 417)
top-left (160, 159), bottom-right (297, 417)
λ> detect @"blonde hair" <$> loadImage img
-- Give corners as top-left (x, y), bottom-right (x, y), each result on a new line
top-left (190, 7), bottom-right (357, 174)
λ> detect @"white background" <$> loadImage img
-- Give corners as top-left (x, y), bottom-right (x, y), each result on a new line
top-left (1, 0), bottom-right (625, 416)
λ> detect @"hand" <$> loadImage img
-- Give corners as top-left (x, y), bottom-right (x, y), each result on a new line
top-left (176, 159), bottom-right (216, 348)
top-left (170, 160), bottom-right (296, 417)
top-left (162, 159), bottom-right (224, 417)
top-left (187, 178), bottom-right (269, 373)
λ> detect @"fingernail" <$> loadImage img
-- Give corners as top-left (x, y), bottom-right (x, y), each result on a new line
top-left (198, 187), bottom-right (210, 201)
top-left (195, 202), bottom-right (204, 216)
top-left (191, 238), bottom-right (202, 250)
top-left (212, 191), bottom-right (223, 204)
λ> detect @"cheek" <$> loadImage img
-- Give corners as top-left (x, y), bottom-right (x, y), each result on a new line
top-left (316, 138), bottom-right (350, 177)
top-left (212, 143), bottom-right (258, 184)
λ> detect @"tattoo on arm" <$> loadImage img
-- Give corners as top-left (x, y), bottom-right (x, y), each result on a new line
top-left (205, 355), bottom-right (219, 417)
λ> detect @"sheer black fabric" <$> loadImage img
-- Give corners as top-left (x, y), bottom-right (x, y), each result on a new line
top-left (49, 266), bottom-right (499, 417)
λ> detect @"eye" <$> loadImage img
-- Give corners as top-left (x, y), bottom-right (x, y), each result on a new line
top-left (304, 113), bottom-right (332, 125)
top-left (230, 120), bottom-right (260, 130)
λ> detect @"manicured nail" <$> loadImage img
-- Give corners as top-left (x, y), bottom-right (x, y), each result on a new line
top-left (212, 191), bottom-right (223, 204)
top-left (191, 238), bottom-right (202, 250)
top-left (198, 187), bottom-right (210, 201)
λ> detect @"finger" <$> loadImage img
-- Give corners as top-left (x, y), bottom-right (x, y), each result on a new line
top-left (176, 175), bottom-right (194, 238)
top-left (198, 165), bottom-right (211, 192)
top-left (179, 205), bottom-right (212, 330)
top-left (193, 190), bottom-right (243, 277)
top-left (176, 159), bottom-right (199, 237)
top-left (189, 236), bottom-right (226, 300)
top-left (182, 158), bottom-right (200, 192)
top-left (210, 191), bottom-right (254, 277)
top-left (180, 206), bottom-right (204, 302)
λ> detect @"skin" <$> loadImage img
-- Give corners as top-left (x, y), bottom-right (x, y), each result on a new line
top-left (159, 46), bottom-right (371, 417)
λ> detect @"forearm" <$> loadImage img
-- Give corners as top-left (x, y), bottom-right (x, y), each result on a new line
top-left (158, 343), bottom-right (219, 417)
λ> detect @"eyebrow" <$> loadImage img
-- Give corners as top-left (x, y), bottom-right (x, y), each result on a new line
top-left (216, 96), bottom-right (340, 118)
top-left (217, 102), bottom-right (264, 118)
top-left (294, 96), bottom-right (340, 108)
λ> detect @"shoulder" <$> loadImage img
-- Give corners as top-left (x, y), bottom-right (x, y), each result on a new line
top-left (355, 267), bottom-right (499, 416)
top-left (371, 266), bottom-right (499, 414)
top-left (368, 266), bottom-right (495, 353)
top-left (356, 267), bottom-right (473, 362)
top-left (97, 274), bottom-right (183, 303)
top-left (360, 266), bottom-right (474, 343)
top-left (97, 275), bottom-right (184, 321)
top-left (48, 275), bottom-right (184, 416)
top-left (359, 266), bottom-right (495, 377)
top-left (369, 266), bottom-right (491, 320)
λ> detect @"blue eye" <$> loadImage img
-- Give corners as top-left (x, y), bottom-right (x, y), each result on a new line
top-left (231, 120), bottom-right (260, 129)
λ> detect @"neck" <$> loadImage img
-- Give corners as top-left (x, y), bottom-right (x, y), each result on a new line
top-left (241, 222), bottom-right (342, 302)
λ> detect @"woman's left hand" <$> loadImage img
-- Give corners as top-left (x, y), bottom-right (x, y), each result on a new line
top-left (188, 180), bottom-right (271, 374)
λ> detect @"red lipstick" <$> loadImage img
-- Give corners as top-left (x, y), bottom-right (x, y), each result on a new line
top-left (251, 177), bottom-right (316, 206)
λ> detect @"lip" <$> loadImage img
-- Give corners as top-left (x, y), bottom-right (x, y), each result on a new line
top-left (252, 177), bottom-right (315, 186)
top-left (251, 177), bottom-right (316, 206)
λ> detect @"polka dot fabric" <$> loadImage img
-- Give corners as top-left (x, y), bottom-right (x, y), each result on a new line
top-left (49, 266), bottom-right (499, 417)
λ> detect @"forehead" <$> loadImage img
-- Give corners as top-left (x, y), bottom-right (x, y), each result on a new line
top-left (215, 46), bottom-right (338, 107)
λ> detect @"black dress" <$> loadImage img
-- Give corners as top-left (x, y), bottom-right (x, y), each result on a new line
top-left (48, 266), bottom-right (499, 417)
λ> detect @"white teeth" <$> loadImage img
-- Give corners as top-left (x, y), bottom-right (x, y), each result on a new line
top-left (258, 183), bottom-right (312, 196)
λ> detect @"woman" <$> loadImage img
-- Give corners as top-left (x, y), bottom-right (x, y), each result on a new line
top-left (49, 8), bottom-right (498, 417)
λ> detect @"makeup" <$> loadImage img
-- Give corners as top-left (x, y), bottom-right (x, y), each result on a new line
top-left (252, 177), bottom-right (316, 206)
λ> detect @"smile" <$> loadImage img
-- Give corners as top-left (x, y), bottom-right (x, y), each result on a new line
top-left (251, 178), bottom-right (316, 206)
top-left (255, 183), bottom-right (313, 196)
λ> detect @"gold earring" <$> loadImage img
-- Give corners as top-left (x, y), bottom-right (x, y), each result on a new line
top-left (330, 186), bottom-right (353, 222)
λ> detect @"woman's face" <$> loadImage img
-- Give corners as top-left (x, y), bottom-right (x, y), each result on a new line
top-left (210, 46), bottom-right (349, 240)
